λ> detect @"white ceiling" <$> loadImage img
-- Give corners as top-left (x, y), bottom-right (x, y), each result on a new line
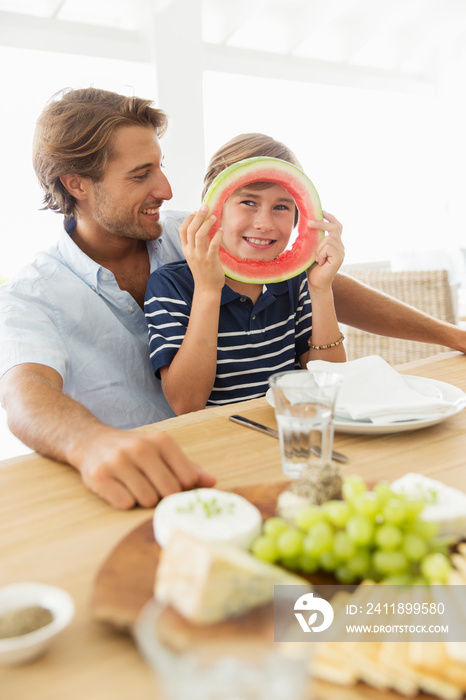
top-left (0, 0), bottom-right (465, 86)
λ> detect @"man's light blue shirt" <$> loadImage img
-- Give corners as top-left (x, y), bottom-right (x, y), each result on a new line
top-left (0, 210), bottom-right (187, 429)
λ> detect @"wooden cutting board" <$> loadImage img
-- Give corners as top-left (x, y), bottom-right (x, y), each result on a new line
top-left (91, 481), bottom-right (448, 700)
top-left (91, 481), bottom-right (290, 631)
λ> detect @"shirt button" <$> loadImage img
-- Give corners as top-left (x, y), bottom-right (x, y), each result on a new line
top-left (101, 273), bottom-right (109, 281)
top-left (91, 285), bottom-right (96, 291)
top-left (252, 315), bottom-right (256, 320)
top-left (240, 297), bottom-right (246, 302)
top-left (128, 305), bottom-right (135, 312)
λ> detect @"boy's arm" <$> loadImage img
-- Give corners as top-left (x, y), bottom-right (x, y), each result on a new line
top-left (300, 212), bottom-right (346, 365)
top-left (301, 286), bottom-right (346, 364)
top-left (159, 209), bottom-right (225, 415)
top-left (332, 273), bottom-right (466, 352)
top-left (159, 286), bottom-right (222, 414)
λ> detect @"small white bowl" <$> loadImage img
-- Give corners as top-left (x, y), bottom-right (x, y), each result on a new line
top-left (0, 582), bottom-right (75, 665)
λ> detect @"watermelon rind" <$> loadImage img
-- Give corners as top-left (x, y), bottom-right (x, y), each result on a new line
top-left (202, 156), bottom-right (323, 284)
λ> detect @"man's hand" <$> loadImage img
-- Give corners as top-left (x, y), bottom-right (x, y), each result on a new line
top-left (75, 427), bottom-right (216, 510)
top-left (0, 363), bottom-right (216, 510)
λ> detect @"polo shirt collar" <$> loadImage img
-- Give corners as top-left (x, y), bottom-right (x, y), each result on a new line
top-left (220, 279), bottom-right (290, 307)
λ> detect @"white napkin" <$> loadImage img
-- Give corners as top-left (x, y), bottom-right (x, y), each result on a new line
top-left (306, 355), bottom-right (455, 424)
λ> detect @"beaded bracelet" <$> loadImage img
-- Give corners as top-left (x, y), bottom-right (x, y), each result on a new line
top-left (307, 332), bottom-right (345, 350)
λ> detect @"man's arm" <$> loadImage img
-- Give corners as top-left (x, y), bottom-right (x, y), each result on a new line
top-left (0, 363), bottom-right (215, 509)
top-left (332, 273), bottom-right (466, 353)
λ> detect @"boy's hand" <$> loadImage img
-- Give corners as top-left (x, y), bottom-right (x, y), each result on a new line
top-left (180, 206), bottom-right (225, 293)
top-left (306, 211), bottom-right (344, 292)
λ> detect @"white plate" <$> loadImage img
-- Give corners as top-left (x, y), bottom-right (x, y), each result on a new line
top-left (266, 376), bottom-right (466, 435)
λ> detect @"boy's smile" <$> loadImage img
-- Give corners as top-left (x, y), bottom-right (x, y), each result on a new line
top-left (243, 236), bottom-right (275, 248)
top-left (220, 183), bottom-right (296, 261)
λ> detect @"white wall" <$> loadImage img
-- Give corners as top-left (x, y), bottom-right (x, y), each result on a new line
top-left (202, 71), bottom-right (454, 267)
top-left (0, 46), bottom-right (157, 279)
top-left (2, 43), bottom-right (466, 283)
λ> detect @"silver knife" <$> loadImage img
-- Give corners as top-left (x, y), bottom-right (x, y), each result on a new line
top-left (228, 414), bottom-right (348, 463)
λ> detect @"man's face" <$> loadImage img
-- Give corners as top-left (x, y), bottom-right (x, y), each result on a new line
top-left (88, 125), bottom-right (173, 241)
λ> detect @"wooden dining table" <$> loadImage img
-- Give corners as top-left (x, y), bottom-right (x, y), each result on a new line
top-left (1, 350), bottom-right (466, 700)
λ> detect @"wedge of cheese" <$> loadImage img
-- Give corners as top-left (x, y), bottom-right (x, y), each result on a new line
top-left (391, 473), bottom-right (466, 538)
top-left (153, 488), bottom-right (262, 549)
top-left (155, 531), bottom-right (306, 625)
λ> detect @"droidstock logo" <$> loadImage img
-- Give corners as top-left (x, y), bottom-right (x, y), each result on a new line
top-left (294, 592), bottom-right (334, 633)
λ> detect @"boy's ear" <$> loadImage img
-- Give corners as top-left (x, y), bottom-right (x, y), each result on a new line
top-left (60, 174), bottom-right (90, 201)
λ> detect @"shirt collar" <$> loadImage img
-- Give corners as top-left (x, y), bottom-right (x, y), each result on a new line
top-left (220, 279), bottom-right (290, 307)
top-left (58, 217), bottom-right (164, 288)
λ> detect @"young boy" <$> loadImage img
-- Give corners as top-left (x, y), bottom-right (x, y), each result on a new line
top-left (144, 133), bottom-right (345, 415)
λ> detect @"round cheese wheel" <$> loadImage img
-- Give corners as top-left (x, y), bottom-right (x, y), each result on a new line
top-left (153, 488), bottom-right (262, 549)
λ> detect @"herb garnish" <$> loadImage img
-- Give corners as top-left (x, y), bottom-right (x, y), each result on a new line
top-left (176, 491), bottom-right (236, 518)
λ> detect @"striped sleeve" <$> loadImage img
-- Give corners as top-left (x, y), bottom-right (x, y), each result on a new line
top-left (144, 267), bottom-right (192, 375)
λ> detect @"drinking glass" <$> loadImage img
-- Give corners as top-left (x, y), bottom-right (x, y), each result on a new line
top-left (135, 599), bottom-right (308, 700)
top-left (268, 370), bottom-right (343, 478)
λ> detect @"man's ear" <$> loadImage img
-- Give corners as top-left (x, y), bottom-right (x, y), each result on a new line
top-left (60, 174), bottom-right (90, 201)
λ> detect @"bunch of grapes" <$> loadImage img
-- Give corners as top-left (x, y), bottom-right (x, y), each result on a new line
top-left (251, 475), bottom-right (453, 584)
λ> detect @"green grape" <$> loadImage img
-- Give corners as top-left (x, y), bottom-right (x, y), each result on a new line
top-left (373, 481), bottom-right (394, 504)
top-left (420, 552), bottom-right (452, 583)
top-left (333, 531), bottom-right (356, 560)
top-left (381, 573), bottom-right (414, 585)
top-left (322, 499), bottom-right (352, 527)
top-left (277, 528), bottom-right (304, 558)
top-left (402, 532), bottom-right (428, 562)
top-left (403, 499), bottom-right (426, 520)
top-left (382, 498), bottom-right (409, 525)
top-left (263, 516), bottom-right (289, 538)
top-left (303, 521), bottom-right (334, 556)
top-left (374, 523), bottom-right (403, 550)
top-left (347, 549), bottom-right (372, 578)
top-left (346, 514), bottom-right (374, 545)
top-left (407, 519), bottom-right (439, 540)
top-left (281, 554), bottom-right (303, 570)
top-left (293, 504), bottom-right (324, 532)
top-left (298, 552), bottom-right (320, 574)
top-left (320, 550), bottom-right (339, 572)
top-left (342, 475), bottom-right (367, 502)
top-left (335, 564), bottom-right (357, 584)
top-left (373, 550), bottom-right (409, 575)
top-left (251, 535), bottom-right (280, 563)
top-left (251, 477), bottom-right (451, 588)
top-left (429, 537), bottom-right (454, 556)
top-left (352, 491), bottom-right (380, 519)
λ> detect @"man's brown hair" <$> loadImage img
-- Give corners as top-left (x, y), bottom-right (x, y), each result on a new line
top-left (33, 87), bottom-right (168, 217)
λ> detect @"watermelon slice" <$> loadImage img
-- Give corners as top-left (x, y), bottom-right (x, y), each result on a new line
top-left (202, 156), bottom-right (323, 284)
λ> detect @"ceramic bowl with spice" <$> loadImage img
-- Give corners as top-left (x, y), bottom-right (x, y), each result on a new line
top-left (0, 582), bottom-right (75, 664)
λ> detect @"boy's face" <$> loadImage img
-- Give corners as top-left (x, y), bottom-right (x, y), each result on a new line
top-left (220, 183), bottom-right (296, 262)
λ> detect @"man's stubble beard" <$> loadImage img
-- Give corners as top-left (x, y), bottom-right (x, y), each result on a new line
top-left (92, 183), bottom-right (163, 242)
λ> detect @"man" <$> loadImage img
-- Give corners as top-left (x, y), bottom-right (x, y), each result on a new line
top-left (1, 87), bottom-right (465, 510)
top-left (0, 87), bottom-right (215, 510)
